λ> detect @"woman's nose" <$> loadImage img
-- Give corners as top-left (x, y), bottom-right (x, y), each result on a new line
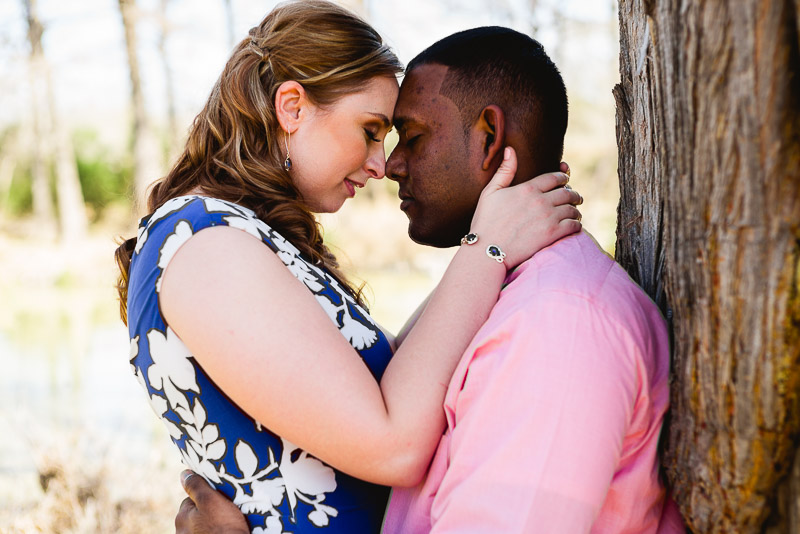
top-left (364, 144), bottom-right (387, 180)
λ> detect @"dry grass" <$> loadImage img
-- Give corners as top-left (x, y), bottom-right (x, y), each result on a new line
top-left (0, 419), bottom-right (184, 534)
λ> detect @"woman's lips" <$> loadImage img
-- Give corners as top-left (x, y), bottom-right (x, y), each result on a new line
top-left (344, 178), bottom-right (363, 197)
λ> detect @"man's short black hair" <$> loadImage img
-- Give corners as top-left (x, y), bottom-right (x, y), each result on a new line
top-left (407, 26), bottom-right (568, 175)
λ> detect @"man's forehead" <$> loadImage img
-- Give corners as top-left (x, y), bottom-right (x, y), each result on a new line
top-left (393, 63), bottom-right (450, 128)
top-left (403, 63), bottom-right (447, 89)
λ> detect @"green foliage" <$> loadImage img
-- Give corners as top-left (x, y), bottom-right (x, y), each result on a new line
top-left (0, 126), bottom-right (30, 216)
top-left (73, 129), bottom-right (132, 220)
top-left (0, 127), bottom-right (133, 220)
top-left (7, 162), bottom-right (33, 216)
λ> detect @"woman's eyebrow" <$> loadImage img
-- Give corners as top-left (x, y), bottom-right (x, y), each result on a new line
top-left (366, 112), bottom-right (391, 128)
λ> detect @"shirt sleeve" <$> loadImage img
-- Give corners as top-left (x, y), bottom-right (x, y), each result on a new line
top-left (429, 291), bottom-right (642, 534)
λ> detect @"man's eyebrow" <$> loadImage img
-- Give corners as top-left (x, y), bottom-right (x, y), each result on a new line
top-left (393, 116), bottom-right (427, 134)
top-left (366, 112), bottom-right (391, 128)
top-left (393, 116), bottom-right (419, 131)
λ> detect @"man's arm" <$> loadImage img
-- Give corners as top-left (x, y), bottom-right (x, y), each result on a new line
top-left (429, 294), bottom-right (640, 533)
top-left (176, 470), bottom-right (249, 534)
top-left (395, 289), bottom-right (435, 347)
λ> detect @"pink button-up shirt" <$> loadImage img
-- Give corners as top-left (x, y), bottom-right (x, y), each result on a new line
top-left (384, 232), bottom-right (685, 533)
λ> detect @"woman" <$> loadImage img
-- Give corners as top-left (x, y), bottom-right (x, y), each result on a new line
top-left (115, 2), bottom-right (581, 532)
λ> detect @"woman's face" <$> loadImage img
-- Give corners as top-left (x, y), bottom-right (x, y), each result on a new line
top-left (289, 76), bottom-right (399, 213)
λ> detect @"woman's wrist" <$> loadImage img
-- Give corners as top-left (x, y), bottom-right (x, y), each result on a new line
top-left (453, 239), bottom-right (508, 282)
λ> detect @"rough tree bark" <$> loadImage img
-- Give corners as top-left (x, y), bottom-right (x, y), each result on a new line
top-left (118, 0), bottom-right (162, 212)
top-left (614, 0), bottom-right (800, 532)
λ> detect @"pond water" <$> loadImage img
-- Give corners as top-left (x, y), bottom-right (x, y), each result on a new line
top-left (0, 318), bottom-right (179, 507)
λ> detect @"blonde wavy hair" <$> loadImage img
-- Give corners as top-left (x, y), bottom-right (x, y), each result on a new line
top-left (115, 0), bottom-right (403, 325)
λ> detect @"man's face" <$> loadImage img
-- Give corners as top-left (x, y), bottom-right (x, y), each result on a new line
top-left (386, 64), bottom-right (484, 248)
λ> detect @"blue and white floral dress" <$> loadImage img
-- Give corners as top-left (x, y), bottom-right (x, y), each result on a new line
top-left (127, 196), bottom-right (394, 533)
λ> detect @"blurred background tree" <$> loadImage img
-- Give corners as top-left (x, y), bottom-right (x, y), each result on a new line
top-left (157, 0), bottom-right (180, 164)
top-left (22, 0), bottom-right (88, 241)
top-left (118, 0), bottom-right (162, 212)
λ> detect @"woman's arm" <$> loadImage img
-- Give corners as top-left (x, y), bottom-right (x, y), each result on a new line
top-left (160, 149), bottom-right (581, 487)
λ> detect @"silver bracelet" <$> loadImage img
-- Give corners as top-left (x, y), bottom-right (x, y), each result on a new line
top-left (460, 232), bottom-right (506, 263)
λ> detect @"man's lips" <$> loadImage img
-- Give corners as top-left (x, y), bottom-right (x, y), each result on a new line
top-left (398, 191), bottom-right (415, 212)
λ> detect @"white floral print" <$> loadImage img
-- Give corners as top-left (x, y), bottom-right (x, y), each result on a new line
top-left (146, 327), bottom-right (198, 410)
top-left (155, 220), bottom-right (194, 293)
top-left (135, 195), bottom-right (196, 254)
top-left (279, 439), bottom-right (339, 526)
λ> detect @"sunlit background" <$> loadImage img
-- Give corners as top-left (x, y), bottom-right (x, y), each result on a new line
top-left (0, 0), bottom-right (619, 531)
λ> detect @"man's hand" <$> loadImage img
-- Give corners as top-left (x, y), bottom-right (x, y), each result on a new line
top-left (176, 470), bottom-right (249, 534)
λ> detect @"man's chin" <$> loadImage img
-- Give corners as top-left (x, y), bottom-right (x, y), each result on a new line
top-left (407, 224), bottom-right (459, 249)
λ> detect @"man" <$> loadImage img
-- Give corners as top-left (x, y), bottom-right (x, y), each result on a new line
top-left (177, 27), bottom-right (684, 533)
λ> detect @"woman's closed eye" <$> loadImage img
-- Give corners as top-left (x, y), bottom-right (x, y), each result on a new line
top-left (364, 128), bottom-right (382, 143)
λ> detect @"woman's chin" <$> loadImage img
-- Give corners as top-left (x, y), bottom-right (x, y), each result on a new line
top-left (310, 198), bottom-right (347, 214)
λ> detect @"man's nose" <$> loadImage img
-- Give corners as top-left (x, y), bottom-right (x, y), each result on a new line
top-left (386, 151), bottom-right (407, 183)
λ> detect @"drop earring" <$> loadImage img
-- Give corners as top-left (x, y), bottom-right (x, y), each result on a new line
top-left (283, 130), bottom-right (292, 171)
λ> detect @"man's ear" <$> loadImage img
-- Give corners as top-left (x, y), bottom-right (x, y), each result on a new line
top-left (476, 105), bottom-right (506, 171)
top-left (274, 80), bottom-right (308, 133)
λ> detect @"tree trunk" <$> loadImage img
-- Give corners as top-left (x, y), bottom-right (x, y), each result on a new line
top-left (0, 130), bottom-right (19, 215)
top-left (222, 0), bottom-right (235, 50)
top-left (23, 0), bottom-right (56, 233)
top-left (528, 0), bottom-right (539, 35)
top-left (118, 0), bottom-right (162, 212)
top-left (50, 96), bottom-right (88, 241)
top-left (23, 0), bottom-right (88, 241)
top-left (158, 0), bottom-right (180, 164)
top-left (614, 0), bottom-right (800, 532)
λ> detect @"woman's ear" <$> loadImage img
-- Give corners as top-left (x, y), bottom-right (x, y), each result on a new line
top-left (275, 80), bottom-right (308, 133)
top-left (476, 105), bottom-right (506, 171)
